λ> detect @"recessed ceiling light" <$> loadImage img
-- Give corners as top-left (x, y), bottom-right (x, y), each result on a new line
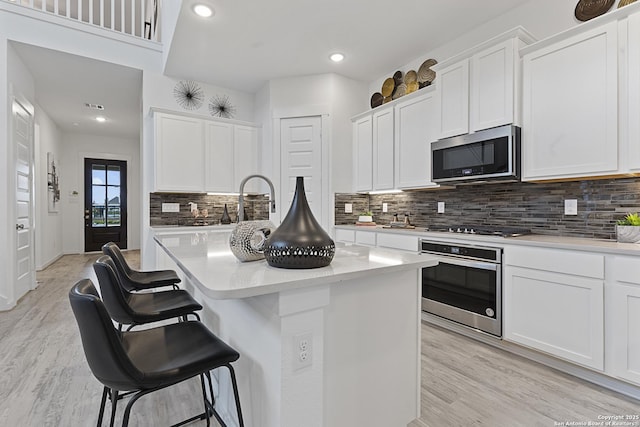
top-left (330, 53), bottom-right (345, 63)
top-left (193, 4), bottom-right (214, 18)
top-left (96, 116), bottom-right (106, 123)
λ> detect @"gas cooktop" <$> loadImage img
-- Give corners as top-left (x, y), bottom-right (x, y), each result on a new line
top-left (426, 225), bottom-right (531, 237)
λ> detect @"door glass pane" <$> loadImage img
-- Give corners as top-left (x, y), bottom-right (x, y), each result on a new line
top-left (92, 165), bottom-right (106, 185)
top-left (107, 165), bottom-right (121, 186)
top-left (107, 185), bottom-right (121, 227)
top-left (92, 185), bottom-right (106, 227)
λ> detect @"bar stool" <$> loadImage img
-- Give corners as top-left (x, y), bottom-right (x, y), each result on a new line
top-left (93, 255), bottom-right (202, 331)
top-left (102, 242), bottom-right (180, 291)
top-left (69, 279), bottom-right (244, 427)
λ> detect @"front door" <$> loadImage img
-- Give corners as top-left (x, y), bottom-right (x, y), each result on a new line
top-left (84, 158), bottom-right (127, 252)
top-left (14, 97), bottom-right (35, 297)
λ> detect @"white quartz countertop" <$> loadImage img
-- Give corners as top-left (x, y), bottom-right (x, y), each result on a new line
top-left (154, 228), bottom-right (438, 299)
top-left (335, 225), bottom-right (640, 256)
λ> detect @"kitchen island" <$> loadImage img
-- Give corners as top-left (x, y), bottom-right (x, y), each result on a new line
top-left (152, 227), bottom-right (437, 427)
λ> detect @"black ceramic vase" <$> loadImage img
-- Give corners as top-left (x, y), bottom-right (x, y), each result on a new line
top-left (264, 177), bottom-right (335, 269)
top-left (220, 204), bottom-right (232, 225)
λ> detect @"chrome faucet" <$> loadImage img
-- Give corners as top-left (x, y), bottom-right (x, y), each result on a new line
top-left (238, 174), bottom-right (276, 222)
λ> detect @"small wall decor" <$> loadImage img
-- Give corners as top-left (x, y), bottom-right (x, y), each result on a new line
top-left (47, 152), bottom-right (60, 212)
top-left (618, 0), bottom-right (637, 7)
top-left (208, 94), bottom-right (237, 119)
top-left (574, 0), bottom-right (615, 21)
top-left (173, 80), bottom-right (205, 110)
top-left (371, 59), bottom-right (437, 109)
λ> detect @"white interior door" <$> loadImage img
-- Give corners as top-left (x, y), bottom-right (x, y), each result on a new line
top-left (280, 116), bottom-right (323, 224)
top-left (14, 97), bottom-right (35, 297)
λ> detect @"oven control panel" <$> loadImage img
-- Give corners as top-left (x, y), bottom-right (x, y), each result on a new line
top-left (420, 240), bottom-right (502, 263)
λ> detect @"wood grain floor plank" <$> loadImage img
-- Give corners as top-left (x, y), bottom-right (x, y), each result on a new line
top-left (1, 253), bottom-right (638, 426)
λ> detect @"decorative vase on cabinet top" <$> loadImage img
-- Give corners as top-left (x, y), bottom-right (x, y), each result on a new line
top-left (263, 177), bottom-right (335, 269)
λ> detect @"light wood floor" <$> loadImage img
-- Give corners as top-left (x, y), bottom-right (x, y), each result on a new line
top-left (1, 253), bottom-right (638, 426)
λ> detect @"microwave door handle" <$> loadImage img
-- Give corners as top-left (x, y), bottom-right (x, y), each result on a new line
top-left (432, 256), bottom-right (499, 271)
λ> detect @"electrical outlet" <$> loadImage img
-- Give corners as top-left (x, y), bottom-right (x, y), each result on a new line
top-left (437, 202), bottom-right (445, 214)
top-left (293, 332), bottom-right (313, 371)
top-left (345, 203), bottom-right (353, 213)
top-left (382, 203), bottom-right (388, 213)
top-left (565, 199), bottom-right (578, 215)
top-left (162, 203), bottom-right (180, 213)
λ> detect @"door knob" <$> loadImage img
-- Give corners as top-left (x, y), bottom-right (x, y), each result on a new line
top-left (16, 224), bottom-right (24, 230)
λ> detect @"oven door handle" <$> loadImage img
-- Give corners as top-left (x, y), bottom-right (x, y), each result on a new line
top-left (428, 256), bottom-right (499, 271)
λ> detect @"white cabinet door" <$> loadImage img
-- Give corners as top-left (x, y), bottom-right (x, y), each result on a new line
top-left (628, 13), bottom-right (640, 171)
top-left (470, 39), bottom-right (515, 132)
top-left (355, 230), bottom-right (376, 246)
top-left (394, 90), bottom-right (438, 189)
top-left (436, 59), bottom-right (469, 139)
top-left (234, 125), bottom-right (259, 192)
top-left (504, 266), bottom-right (604, 370)
top-left (522, 21), bottom-right (618, 181)
top-left (204, 121), bottom-right (234, 193)
top-left (606, 255), bottom-right (640, 385)
top-left (607, 282), bottom-right (640, 385)
top-left (334, 228), bottom-right (355, 243)
top-left (372, 108), bottom-right (394, 190)
top-left (155, 113), bottom-right (204, 192)
top-left (353, 116), bottom-right (373, 192)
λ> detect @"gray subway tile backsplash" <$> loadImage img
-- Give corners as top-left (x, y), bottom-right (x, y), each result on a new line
top-left (334, 178), bottom-right (640, 240)
top-left (150, 193), bottom-right (270, 226)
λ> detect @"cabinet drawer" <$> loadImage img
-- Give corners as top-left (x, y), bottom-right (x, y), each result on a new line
top-left (355, 230), bottom-right (377, 246)
top-left (611, 256), bottom-right (640, 285)
top-left (334, 229), bottom-right (355, 243)
top-left (505, 246), bottom-right (603, 279)
top-left (376, 233), bottom-right (418, 252)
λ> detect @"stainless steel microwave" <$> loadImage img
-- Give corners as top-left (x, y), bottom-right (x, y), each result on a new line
top-left (431, 124), bottom-right (521, 184)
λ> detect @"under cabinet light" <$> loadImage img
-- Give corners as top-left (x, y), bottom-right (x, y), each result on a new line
top-left (369, 189), bottom-right (403, 195)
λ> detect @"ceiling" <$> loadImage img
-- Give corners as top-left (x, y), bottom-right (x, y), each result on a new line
top-left (10, 0), bottom-right (532, 139)
top-left (164, 0), bottom-right (532, 92)
top-left (12, 42), bottom-right (142, 139)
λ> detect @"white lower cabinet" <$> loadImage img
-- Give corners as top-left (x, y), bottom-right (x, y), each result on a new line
top-left (606, 256), bottom-right (640, 385)
top-left (376, 233), bottom-right (418, 252)
top-left (355, 230), bottom-right (376, 247)
top-left (503, 246), bottom-right (604, 370)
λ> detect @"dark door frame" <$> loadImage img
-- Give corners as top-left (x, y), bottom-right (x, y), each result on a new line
top-left (84, 157), bottom-right (128, 252)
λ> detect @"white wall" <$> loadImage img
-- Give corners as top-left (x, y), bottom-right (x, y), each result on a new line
top-left (60, 133), bottom-right (141, 253)
top-left (34, 104), bottom-right (63, 269)
top-left (368, 0), bottom-right (584, 94)
top-left (144, 72), bottom-right (255, 122)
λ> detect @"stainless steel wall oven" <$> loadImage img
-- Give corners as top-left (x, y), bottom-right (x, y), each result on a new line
top-left (421, 239), bottom-right (502, 337)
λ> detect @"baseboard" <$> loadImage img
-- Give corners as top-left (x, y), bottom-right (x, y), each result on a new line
top-left (0, 296), bottom-right (16, 312)
top-left (421, 312), bottom-right (640, 401)
top-left (36, 253), bottom-right (64, 271)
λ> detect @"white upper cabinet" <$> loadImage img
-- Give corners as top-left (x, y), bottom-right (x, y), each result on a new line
top-left (372, 108), bottom-right (395, 190)
top-left (627, 12), bottom-right (640, 171)
top-left (434, 59), bottom-right (469, 139)
top-left (433, 28), bottom-right (534, 140)
top-left (470, 39), bottom-right (516, 131)
top-left (522, 21), bottom-right (618, 181)
top-left (204, 121), bottom-right (235, 193)
top-left (154, 113), bottom-right (205, 192)
top-left (233, 125), bottom-right (260, 193)
top-left (153, 110), bottom-right (260, 193)
top-left (353, 115), bottom-right (373, 192)
top-left (394, 89), bottom-right (438, 189)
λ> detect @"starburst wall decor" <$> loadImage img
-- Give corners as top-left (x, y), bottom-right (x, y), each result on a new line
top-left (173, 80), bottom-right (204, 110)
top-left (208, 94), bottom-right (237, 119)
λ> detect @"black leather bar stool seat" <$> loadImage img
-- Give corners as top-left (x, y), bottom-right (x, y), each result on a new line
top-left (69, 279), bottom-right (244, 427)
top-left (94, 256), bottom-right (202, 330)
top-left (102, 242), bottom-right (180, 291)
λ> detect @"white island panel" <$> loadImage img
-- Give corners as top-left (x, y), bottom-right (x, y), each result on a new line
top-left (152, 228), bottom-right (436, 427)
